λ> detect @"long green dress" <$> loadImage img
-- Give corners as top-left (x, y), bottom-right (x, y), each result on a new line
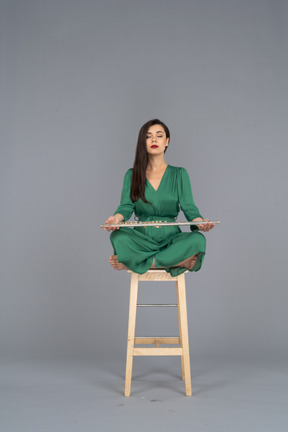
top-left (110, 165), bottom-right (206, 276)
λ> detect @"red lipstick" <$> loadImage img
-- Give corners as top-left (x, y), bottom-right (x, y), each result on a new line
top-left (151, 145), bottom-right (158, 148)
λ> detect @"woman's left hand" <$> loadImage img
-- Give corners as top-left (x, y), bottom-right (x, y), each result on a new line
top-left (192, 218), bottom-right (215, 232)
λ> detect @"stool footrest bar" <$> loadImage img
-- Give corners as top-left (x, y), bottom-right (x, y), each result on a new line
top-left (134, 337), bottom-right (180, 345)
top-left (133, 347), bottom-right (183, 356)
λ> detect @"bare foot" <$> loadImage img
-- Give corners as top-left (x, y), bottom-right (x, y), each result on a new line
top-left (109, 255), bottom-right (128, 271)
top-left (185, 256), bottom-right (198, 270)
top-left (175, 254), bottom-right (198, 270)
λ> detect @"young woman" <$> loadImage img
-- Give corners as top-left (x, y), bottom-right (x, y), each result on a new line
top-left (104, 119), bottom-right (215, 276)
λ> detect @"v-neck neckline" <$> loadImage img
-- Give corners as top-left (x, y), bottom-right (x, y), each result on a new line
top-left (146, 165), bottom-right (169, 192)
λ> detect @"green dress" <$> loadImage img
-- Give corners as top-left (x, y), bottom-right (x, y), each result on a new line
top-left (110, 165), bottom-right (206, 276)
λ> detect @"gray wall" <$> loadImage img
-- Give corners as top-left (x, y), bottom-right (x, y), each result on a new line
top-left (1, 0), bottom-right (287, 364)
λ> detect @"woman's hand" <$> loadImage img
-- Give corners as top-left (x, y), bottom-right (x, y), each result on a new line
top-left (104, 214), bottom-right (124, 232)
top-left (192, 217), bottom-right (215, 232)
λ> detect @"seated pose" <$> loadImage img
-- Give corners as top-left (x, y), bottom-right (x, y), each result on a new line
top-left (104, 119), bottom-right (215, 276)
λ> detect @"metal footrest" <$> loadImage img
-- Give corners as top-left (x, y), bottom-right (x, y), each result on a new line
top-left (137, 303), bottom-right (177, 307)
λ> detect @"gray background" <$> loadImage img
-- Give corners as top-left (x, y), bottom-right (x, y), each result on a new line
top-left (1, 0), bottom-right (288, 431)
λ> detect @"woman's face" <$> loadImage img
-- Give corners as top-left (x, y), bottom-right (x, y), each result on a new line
top-left (145, 124), bottom-right (169, 155)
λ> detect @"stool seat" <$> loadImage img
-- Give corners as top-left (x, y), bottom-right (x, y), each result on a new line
top-left (125, 269), bottom-right (192, 396)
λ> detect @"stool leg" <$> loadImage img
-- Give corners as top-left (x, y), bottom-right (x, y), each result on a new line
top-left (124, 272), bottom-right (138, 396)
top-left (177, 274), bottom-right (192, 396)
top-left (176, 282), bottom-right (185, 381)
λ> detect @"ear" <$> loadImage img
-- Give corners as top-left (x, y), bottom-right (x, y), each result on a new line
top-left (166, 137), bottom-right (169, 147)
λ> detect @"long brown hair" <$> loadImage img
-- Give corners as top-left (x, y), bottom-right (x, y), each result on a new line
top-left (130, 119), bottom-right (170, 203)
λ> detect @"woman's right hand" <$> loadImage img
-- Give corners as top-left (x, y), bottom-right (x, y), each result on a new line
top-left (104, 214), bottom-right (124, 231)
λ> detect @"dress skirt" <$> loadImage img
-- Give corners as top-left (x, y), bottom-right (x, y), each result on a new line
top-left (110, 225), bottom-right (206, 276)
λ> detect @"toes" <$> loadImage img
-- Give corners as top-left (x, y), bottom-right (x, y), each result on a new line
top-left (109, 255), bottom-right (119, 265)
top-left (187, 257), bottom-right (197, 270)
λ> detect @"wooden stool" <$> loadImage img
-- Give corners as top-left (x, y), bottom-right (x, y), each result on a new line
top-left (125, 270), bottom-right (192, 396)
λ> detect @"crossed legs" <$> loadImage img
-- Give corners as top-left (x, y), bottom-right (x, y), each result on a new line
top-left (109, 229), bottom-right (205, 272)
top-left (109, 254), bottom-right (199, 271)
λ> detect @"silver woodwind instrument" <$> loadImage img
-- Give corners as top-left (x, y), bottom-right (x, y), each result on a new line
top-left (101, 220), bottom-right (220, 229)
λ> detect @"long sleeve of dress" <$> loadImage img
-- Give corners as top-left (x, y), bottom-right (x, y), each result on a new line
top-left (178, 168), bottom-right (203, 231)
top-left (113, 169), bottom-right (135, 221)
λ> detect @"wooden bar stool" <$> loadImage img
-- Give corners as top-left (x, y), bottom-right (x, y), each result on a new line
top-left (125, 269), bottom-right (192, 396)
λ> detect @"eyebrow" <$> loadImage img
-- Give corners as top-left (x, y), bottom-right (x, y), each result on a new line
top-left (146, 131), bottom-right (164, 134)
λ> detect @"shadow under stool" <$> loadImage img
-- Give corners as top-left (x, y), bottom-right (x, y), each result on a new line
top-left (125, 269), bottom-right (192, 396)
